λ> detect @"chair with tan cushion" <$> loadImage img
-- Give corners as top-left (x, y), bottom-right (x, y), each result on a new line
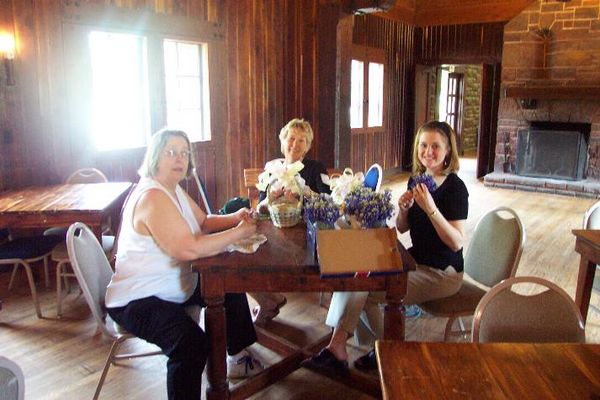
top-left (419, 207), bottom-right (526, 341)
top-left (472, 276), bottom-right (585, 343)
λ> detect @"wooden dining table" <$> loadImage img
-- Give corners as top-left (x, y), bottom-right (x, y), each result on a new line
top-left (192, 221), bottom-right (410, 400)
top-left (0, 182), bottom-right (132, 239)
top-left (572, 229), bottom-right (600, 324)
top-left (376, 340), bottom-right (600, 399)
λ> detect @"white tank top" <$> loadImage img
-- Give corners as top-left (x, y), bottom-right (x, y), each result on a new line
top-left (106, 178), bottom-right (201, 307)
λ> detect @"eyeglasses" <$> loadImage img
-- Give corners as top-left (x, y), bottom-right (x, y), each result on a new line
top-left (164, 149), bottom-right (191, 159)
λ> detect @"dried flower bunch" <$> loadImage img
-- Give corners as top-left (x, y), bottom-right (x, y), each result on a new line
top-left (408, 174), bottom-right (437, 193)
top-left (303, 193), bottom-right (340, 227)
top-left (342, 186), bottom-right (394, 229)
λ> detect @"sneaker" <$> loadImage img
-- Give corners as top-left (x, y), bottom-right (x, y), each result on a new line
top-left (404, 304), bottom-right (422, 319)
top-left (354, 349), bottom-right (377, 372)
top-left (300, 349), bottom-right (349, 378)
top-left (227, 353), bottom-right (264, 379)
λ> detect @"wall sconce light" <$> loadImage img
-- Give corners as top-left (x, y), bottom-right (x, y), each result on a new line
top-left (0, 32), bottom-right (16, 86)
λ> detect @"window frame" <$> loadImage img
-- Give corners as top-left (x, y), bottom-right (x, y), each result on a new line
top-left (350, 46), bottom-right (387, 135)
top-left (61, 9), bottom-right (222, 151)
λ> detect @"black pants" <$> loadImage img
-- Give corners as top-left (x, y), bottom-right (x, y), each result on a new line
top-left (107, 284), bottom-right (257, 400)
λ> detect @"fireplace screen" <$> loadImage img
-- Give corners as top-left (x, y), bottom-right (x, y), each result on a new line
top-left (516, 129), bottom-right (587, 181)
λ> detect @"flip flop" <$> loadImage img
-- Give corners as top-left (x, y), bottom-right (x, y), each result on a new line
top-left (252, 297), bottom-right (287, 326)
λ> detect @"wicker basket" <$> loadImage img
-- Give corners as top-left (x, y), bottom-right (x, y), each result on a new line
top-left (268, 201), bottom-right (302, 228)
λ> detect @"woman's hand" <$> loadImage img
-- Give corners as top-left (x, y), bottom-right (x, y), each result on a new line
top-left (232, 207), bottom-right (253, 223)
top-left (411, 183), bottom-right (437, 215)
top-left (398, 190), bottom-right (415, 212)
top-left (236, 214), bottom-right (257, 237)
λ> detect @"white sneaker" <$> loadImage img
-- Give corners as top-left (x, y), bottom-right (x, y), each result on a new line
top-left (227, 352), bottom-right (264, 379)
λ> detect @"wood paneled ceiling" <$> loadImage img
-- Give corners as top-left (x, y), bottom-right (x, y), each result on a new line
top-left (366, 0), bottom-right (538, 26)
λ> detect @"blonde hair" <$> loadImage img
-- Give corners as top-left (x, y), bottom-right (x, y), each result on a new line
top-left (411, 121), bottom-right (460, 175)
top-left (279, 118), bottom-right (314, 155)
top-left (138, 128), bottom-right (194, 178)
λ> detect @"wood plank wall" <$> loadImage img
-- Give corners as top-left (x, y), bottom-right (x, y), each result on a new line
top-left (0, 0), bottom-right (342, 208)
top-left (415, 22), bottom-right (504, 65)
top-left (221, 0), bottom-right (342, 201)
top-left (413, 22), bottom-right (505, 177)
top-left (350, 15), bottom-right (415, 172)
top-left (0, 0), bottom-right (223, 204)
top-left (0, 0), bottom-right (506, 207)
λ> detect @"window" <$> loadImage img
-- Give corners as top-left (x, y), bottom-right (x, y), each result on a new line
top-left (89, 32), bottom-right (151, 151)
top-left (164, 40), bottom-right (211, 142)
top-left (349, 48), bottom-right (385, 132)
top-left (88, 31), bottom-right (211, 151)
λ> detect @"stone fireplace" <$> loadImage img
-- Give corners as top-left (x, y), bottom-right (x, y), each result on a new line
top-left (484, 0), bottom-right (600, 198)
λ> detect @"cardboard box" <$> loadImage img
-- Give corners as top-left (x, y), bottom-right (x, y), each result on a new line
top-left (314, 227), bottom-right (403, 278)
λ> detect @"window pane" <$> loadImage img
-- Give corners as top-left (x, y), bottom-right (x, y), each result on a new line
top-left (368, 62), bottom-right (384, 127)
top-left (350, 60), bottom-right (364, 129)
top-left (89, 31), bottom-right (150, 150)
top-left (164, 39), bottom-right (211, 142)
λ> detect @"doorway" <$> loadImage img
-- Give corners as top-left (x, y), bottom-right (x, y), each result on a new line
top-left (415, 64), bottom-right (484, 178)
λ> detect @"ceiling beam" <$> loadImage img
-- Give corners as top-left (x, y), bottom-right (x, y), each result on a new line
top-left (376, 0), bottom-right (536, 26)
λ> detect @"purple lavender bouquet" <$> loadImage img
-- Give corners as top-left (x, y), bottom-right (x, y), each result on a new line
top-left (408, 174), bottom-right (437, 193)
top-left (342, 186), bottom-right (394, 229)
top-left (304, 193), bottom-right (340, 228)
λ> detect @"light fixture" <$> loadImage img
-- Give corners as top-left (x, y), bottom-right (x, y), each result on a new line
top-left (0, 32), bottom-right (16, 86)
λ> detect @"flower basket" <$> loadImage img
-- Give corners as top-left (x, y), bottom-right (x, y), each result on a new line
top-left (268, 201), bottom-right (302, 228)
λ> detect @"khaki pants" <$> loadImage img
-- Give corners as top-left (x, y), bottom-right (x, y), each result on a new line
top-left (325, 264), bottom-right (463, 346)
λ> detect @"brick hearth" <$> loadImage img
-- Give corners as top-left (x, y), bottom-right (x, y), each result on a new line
top-left (486, 0), bottom-right (600, 198)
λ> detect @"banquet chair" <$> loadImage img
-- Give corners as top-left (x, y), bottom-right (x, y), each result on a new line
top-left (419, 207), bottom-right (525, 341)
top-left (0, 356), bottom-right (25, 400)
top-left (582, 200), bottom-right (600, 316)
top-left (55, 184), bottom-right (134, 317)
top-left (66, 222), bottom-right (200, 400)
top-left (44, 167), bottom-right (110, 236)
top-left (1, 229), bottom-right (62, 318)
top-left (472, 276), bottom-right (585, 343)
top-left (363, 163), bottom-right (382, 192)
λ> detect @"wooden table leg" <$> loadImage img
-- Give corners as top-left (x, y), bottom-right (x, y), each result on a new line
top-left (383, 274), bottom-right (406, 340)
top-left (202, 273), bottom-right (229, 400)
top-left (575, 257), bottom-right (596, 324)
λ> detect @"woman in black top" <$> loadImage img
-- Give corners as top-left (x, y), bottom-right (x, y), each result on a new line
top-left (253, 118), bottom-right (331, 325)
top-left (302, 121), bottom-right (468, 376)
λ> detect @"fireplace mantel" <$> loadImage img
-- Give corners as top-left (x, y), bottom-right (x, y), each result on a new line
top-left (504, 86), bottom-right (600, 100)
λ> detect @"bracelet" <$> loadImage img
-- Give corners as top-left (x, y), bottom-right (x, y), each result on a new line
top-left (428, 209), bottom-right (438, 218)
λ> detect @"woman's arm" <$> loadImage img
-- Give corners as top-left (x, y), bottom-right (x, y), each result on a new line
top-left (412, 183), bottom-right (465, 251)
top-left (395, 190), bottom-right (414, 233)
top-left (182, 190), bottom-right (253, 233)
top-left (134, 189), bottom-right (256, 260)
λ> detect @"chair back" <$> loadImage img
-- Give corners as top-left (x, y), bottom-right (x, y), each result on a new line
top-left (66, 168), bottom-right (108, 184)
top-left (66, 222), bottom-right (114, 337)
top-left (583, 200), bottom-right (600, 229)
top-left (192, 168), bottom-right (212, 214)
top-left (0, 356), bottom-right (25, 400)
top-left (472, 276), bottom-right (586, 343)
top-left (465, 207), bottom-right (525, 287)
top-left (364, 163), bottom-right (382, 192)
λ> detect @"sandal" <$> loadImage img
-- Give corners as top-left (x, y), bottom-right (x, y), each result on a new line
top-left (252, 297), bottom-right (287, 326)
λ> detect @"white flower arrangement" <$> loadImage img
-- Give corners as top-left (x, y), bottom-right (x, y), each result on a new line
top-left (256, 159), bottom-right (306, 204)
top-left (321, 168), bottom-right (365, 205)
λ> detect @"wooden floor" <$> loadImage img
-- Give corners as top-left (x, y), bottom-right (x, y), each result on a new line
top-left (1, 156), bottom-right (599, 399)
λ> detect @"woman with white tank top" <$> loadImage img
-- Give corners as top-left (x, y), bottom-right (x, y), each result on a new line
top-left (106, 129), bottom-right (262, 400)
